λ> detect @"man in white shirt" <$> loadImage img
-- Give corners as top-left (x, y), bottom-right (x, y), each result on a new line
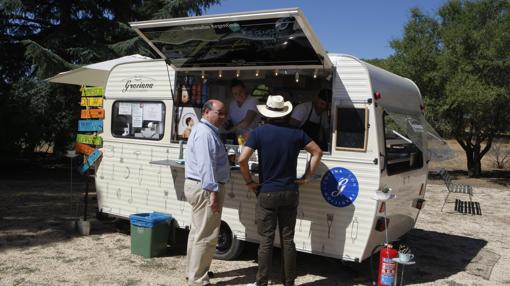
top-left (227, 79), bottom-right (260, 133)
top-left (289, 89), bottom-right (331, 150)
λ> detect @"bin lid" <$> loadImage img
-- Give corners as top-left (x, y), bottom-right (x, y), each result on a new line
top-left (129, 212), bottom-right (172, 228)
top-left (130, 8), bottom-right (332, 70)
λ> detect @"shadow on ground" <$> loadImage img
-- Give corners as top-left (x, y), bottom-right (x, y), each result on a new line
top-left (209, 228), bottom-right (487, 285)
top-left (398, 229), bottom-right (488, 284)
top-left (211, 242), bottom-right (361, 286)
top-left (0, 165), bottom-right (121, 251)
top-left (0, 164), bottom-right (489, 285)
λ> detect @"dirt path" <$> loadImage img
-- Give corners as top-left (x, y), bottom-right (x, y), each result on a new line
top-left (1, 172), bottom-right (509, 285)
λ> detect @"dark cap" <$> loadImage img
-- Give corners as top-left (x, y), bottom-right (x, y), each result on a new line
top-left (318, 89), bottom-right (332, 103)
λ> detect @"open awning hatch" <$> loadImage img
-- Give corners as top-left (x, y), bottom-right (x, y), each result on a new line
top-left (386, 111), bottom-right (455, 161)
top-left (130, 8), bottom-right (332, 70)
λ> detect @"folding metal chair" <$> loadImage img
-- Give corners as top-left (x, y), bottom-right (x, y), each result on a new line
top-left (439, 169), bottom-right (473, 212)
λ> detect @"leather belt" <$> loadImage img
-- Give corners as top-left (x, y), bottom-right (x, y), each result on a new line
top-left (186, 177), bottom-right (225, 185)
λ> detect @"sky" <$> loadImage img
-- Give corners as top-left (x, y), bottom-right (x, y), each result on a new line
top-left (205, 0), bottom-right (446, 59)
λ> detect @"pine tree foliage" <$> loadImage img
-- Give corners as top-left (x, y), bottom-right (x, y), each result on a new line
top-left (23, 39), bottom-right (78, 79)
top-left (0, 0), bottom-right (222, 159)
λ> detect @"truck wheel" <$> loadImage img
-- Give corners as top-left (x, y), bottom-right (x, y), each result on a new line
top-left (215, 221), bottom-right (244, 260)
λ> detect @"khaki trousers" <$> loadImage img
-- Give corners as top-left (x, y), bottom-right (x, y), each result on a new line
top-left (184, 179), bottom-right (225, 286)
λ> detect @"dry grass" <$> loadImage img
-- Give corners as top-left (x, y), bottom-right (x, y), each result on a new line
top-left (0, 147), bottom-right (509, 285)
top-left (428, 139), bottom-right (510, 189)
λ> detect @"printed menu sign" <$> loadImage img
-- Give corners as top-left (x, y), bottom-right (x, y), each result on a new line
top-left (143, 103), bottom-right (163, 121)
top-left (132, 104), bottom-right (143, 128)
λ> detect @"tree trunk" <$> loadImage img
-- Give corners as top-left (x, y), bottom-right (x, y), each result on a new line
top-left (458, 138), bottom-right (483, 178)
top-left (465, 141), bottom-right (487, 178)
top-left (465, 149), bottom-right (474, 176)
top-left (471, 148), bottom-right (482, 177)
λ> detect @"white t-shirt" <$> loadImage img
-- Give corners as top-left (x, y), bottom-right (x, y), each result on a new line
top-left (228, 96), bottom-right (260, 129)
top-left (291, 101), bottom-right (329, 129)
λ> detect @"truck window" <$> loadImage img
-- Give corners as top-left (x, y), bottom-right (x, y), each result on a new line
top-left (335, 107), bottom-right (368, 151)
top-left (170, 71), bottom-right (333, 148)
top-left (111, 101), bottom-right (166, 140)
top-left (383, 111), bottom-right (423, 175)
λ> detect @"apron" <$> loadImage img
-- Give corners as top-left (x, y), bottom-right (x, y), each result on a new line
top-left (302, 104), bottom-right (323, 146)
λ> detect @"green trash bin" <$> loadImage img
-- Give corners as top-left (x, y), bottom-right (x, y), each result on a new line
top-left (129, 212), bottom-right (172, 258)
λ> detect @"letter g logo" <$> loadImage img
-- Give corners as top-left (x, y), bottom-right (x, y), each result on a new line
top-left (332, 178), bottom-right (349, 197)
top-left (321, 167), bottom-right (359, 208)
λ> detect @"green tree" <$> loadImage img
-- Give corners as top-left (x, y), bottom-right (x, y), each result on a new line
top-left (0, 0), bottom-right (220, 160)
top-left (387, 0), bottom-right (510, 177)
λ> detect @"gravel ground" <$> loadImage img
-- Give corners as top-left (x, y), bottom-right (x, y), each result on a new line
top-left (0, 169), bottom-right (509, 286)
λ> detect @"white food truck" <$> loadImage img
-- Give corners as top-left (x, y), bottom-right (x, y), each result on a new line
top-left (90, 8), bottom-right (443, 262)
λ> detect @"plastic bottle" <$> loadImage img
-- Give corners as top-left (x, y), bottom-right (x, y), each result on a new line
top-left (237, 134), bottom-right (245, 146)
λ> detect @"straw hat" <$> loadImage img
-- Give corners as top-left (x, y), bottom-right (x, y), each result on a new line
top-left (256, 95), bottom-right (293, 118)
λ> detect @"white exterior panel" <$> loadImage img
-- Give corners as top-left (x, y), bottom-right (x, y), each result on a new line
top-left (95, 53), bottom-right (428, 263)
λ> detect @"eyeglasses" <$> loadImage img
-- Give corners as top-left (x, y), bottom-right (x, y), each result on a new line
top-left (211, 109), bottom-right (226, 116)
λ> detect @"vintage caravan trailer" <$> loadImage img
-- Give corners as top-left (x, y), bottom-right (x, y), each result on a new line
top-left (94, 8), bottom-right (441, 262)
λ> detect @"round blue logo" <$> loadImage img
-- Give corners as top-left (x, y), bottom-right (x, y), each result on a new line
top-left (321, 167), bottom-right (359, 207)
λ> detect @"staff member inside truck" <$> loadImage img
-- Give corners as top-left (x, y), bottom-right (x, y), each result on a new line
top-left (289, 89), bottom-right (331, 150)
top-left (226, 79), bottom-right (260, 134)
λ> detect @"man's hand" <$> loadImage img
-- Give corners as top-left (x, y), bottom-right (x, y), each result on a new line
top-left (209, 191), bottom-right (220, 213)
top-left (246, 182), bottom-right (260, 193)
top-left (294, 176), bottom-right (309, 185)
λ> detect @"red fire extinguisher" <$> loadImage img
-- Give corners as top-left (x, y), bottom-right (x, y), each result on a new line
top-left (378, 244), bottom-right (399, 286)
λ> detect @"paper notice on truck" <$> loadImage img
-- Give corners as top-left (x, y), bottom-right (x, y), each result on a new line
top-left (132, 104), bottom-right (143, 127)
top-left (143, 103), bottom-right (162, 121)
top-left (118, 103), bottom-right (132, 115)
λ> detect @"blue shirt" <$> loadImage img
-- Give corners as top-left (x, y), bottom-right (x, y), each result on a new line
top-left (185, 119), bottom-right (230, 192)
top-left (245, 123), bottom-right (311, 193)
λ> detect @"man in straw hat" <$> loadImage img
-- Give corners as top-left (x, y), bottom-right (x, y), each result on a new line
top-left (238, 95), bottom-right (323, 286)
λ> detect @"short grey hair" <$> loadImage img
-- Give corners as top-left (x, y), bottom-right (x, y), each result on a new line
top-left (202, 100), bottom-right (214, 114)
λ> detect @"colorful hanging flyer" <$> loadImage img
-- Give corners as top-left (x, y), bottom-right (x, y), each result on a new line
top-left (75, 143), bottom-right (95, 155)
top-left (80, 86), bottom-right (104, 97)
top-left (76, 134), bottom-right (103, 145)
top-left (81, 108), bottom-right (105, 119)
top-left (80, 97), bottom-right (103, 107)
top-left (78, 120), bottom-right (103, 132)
top-left (79, 149), bottom-right (102, 174)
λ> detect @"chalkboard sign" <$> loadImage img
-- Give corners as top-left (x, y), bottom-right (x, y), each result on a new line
top-left (336, 107), bottom-right (368, 151)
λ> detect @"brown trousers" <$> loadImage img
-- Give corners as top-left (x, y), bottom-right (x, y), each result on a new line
top-left (256, 190), bottom-right (299, 286)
